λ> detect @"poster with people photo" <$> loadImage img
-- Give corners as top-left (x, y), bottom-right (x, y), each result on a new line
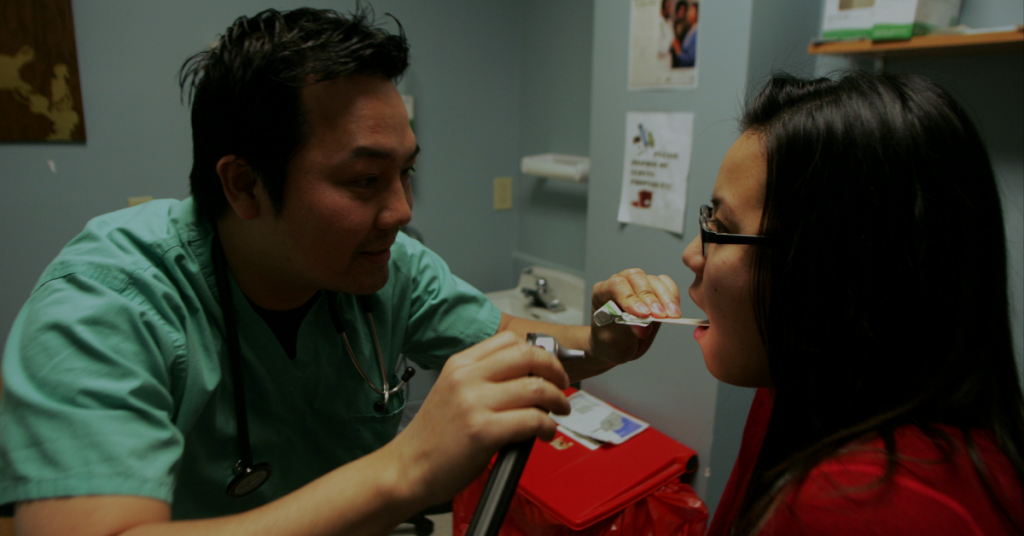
top-left (628, 0), bottom-right (699, 91)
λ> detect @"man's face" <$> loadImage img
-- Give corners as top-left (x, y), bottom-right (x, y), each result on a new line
top-left (256, 75), bottom-right (417, 299)
top-left (675, 3), bottom-right (687, 21)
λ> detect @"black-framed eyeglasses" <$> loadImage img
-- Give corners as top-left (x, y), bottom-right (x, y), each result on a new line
top-left (698, 205), bottom-right (769, 257)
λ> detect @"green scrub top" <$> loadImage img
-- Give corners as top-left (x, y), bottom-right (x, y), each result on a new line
top-left (0, 198), bottom-right (501, 519)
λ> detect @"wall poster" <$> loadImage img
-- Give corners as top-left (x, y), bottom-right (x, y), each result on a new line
top-left (628, 0), bottom-right (700, 91)
top-left (618, 112), bottom-right (694, 233)
top-left (1, 0), bottom-right (86, 141)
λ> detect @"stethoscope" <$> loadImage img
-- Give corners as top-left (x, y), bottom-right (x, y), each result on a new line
top-left (212, 236), bottom-right (415, 498)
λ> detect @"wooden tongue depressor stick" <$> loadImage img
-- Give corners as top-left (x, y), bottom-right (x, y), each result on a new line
top-left (618, 314), bottom-right (709, 326)
top-left (592, 300), bottom-right (709, 327)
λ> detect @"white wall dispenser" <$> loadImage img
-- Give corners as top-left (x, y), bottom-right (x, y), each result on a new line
top-left (520, 153), bottom-right (590, 183)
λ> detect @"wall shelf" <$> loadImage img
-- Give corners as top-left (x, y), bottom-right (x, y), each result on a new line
top-left (807, 28), bottom-right (1023, 58)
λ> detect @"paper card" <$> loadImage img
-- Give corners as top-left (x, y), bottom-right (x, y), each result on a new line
top-left (617, 112), bottom-right (694, 233)
top-left (556, 425), bottom-right (602, 451)
top-left (551, 390), bottom-right (650, 445)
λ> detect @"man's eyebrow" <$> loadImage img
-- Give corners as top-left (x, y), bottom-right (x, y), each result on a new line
top-left (349, 144), bottom-right (420, 163)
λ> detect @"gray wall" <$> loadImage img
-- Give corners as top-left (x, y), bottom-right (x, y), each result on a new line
top-left (513, 0), bottom-right (593, 279)
top-left (582, 0), bottom-right (761, 506)
top-left (0, 0), bottom-right (535, 345)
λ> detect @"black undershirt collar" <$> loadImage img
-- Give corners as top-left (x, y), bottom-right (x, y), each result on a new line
top-left (248, 293), bottom-right (320, 360)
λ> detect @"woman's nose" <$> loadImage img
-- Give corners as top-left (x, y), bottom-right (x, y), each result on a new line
top-left (682, 235), bottom-right (703, 274)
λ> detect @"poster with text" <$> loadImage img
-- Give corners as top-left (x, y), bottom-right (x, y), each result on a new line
top-left (628, 0), bottom-right (700, 91)
top-left (618, 112), bottom-right (693, 233)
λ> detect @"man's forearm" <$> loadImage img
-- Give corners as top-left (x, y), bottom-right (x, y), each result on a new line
top-left (498, 314), bottom-right (613, 382)
top-left (18, 442), bottom-right (426, 536)
top-left (149, 442), bottom-right (424, 536)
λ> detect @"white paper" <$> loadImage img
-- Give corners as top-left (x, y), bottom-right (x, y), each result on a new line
top-left (617, 112), bottom-right (693, 233)
top-left (628, 0), bottom-right (699, 90)
top-left (556, 425), bottom-right (602, 451)
top-left (551, 390), bottom-right (649, 445)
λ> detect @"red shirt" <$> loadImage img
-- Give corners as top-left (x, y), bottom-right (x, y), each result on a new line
top-left (709, 389), bottom-right (1024, 536)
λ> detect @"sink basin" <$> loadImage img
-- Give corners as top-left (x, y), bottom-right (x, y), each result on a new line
top-left (485, 266), bottom-right (586, 326)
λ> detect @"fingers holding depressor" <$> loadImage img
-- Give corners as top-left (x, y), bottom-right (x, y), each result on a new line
top-left (650, 274), bottom-right (681, 317)
top-left (596, 268), bottom-right (679, 319)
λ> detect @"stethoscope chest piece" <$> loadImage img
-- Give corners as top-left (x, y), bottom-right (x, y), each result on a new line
top-left (371, 366), bottom-right (417, 413)
top-left (226, 460), bottom-right (273, 498)
top-left (328, 294), bottom-right (417, 414)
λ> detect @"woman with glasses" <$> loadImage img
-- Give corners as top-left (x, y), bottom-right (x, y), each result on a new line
top-left (680, 72), bottom-right (1024, 535)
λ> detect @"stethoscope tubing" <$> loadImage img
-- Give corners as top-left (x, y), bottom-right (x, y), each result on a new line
top-left (213, 235), bottom-right (411, 498)
top-left (328, 293), bottom-right (413, 408)
top-left (212, 236), bottom-right (256, 469)
top-left (338, 314), bottom-right (410, 402)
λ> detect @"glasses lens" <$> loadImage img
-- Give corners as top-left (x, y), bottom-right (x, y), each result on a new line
top-left (699, 205), bottom-right (710, 257)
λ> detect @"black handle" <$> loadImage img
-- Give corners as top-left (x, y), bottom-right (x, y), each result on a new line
top-left (466, 332), bottom-right (565, 535)
top-left (465, 438), bottom-right (536, 536)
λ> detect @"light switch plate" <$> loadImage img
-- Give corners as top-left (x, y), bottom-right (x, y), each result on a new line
top-left (494, 177), bottom-right (513, 210)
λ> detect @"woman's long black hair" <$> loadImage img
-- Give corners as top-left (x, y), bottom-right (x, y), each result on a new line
top-left (733, 71), bottom-right (1024, 534)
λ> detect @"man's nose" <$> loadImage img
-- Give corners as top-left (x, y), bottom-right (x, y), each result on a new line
top-left (378, 175), bottom-right (413, 229)
top-left (682, 235), bottom-right (703, 274)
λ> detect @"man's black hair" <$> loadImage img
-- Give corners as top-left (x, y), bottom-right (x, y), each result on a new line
top-left (179, 6), bottom-right (410, 221)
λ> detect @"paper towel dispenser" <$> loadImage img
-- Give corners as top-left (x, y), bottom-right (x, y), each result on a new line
top-left (520, 153), bottom-right (589, 183)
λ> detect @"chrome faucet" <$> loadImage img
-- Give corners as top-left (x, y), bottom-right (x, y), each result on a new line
top-left (521, 277), bottom-right (566, 312)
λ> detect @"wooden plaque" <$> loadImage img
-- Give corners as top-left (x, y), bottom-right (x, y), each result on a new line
top-left (1, 0), bottom-right (86, 141)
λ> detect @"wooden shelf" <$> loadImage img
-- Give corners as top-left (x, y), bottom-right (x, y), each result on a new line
top-left (808, 28), bottom-right (1023, 58)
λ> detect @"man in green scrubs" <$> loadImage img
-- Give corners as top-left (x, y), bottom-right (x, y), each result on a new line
top-left (0, 8), bottom-right (683, 535)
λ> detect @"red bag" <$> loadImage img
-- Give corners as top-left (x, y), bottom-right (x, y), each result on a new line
top-left (454, 470), bottom-right (707, 536)
top-left (453, 389), bottom-right (708, 535)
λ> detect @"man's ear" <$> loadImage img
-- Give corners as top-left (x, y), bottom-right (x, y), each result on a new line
top-left (216, 155), bottom-right (261, 220)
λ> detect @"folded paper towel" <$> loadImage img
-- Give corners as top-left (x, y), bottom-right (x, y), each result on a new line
top-left (521, 153), bottom-right (589, 183)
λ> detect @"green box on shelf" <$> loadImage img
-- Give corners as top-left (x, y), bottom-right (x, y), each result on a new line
top-left (871, 0), bottom-right (961, 41)
top-left (821, 0), bottom-right (875, 42)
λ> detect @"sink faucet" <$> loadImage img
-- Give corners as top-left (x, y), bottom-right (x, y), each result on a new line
top-left (521, 277), bottom-right (566, 312)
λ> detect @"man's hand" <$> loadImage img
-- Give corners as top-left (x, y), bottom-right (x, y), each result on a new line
top-left (498, 269), bottom-right (681, 382)
top-left (587, 268), bottom-right (680, 371)
top-left (388, 332), bottom-right (572, 504)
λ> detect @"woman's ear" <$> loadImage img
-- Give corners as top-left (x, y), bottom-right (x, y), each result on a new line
top-left (216, 155), bottom-right (261, 220)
